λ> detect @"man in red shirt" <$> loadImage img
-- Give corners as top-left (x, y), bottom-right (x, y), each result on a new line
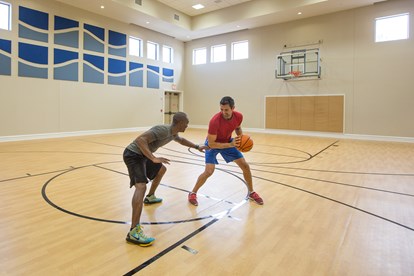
top-left (188, 96), bottom-right (264, 206)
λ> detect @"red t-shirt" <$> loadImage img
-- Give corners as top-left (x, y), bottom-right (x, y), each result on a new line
top-left (208, 111), bottom-right (243, 143)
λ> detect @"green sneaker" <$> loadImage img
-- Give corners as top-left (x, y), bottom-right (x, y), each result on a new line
top-left (144, 194), bottom-right (163, 204)
top-left (126, 224), bottom-right (155, 246)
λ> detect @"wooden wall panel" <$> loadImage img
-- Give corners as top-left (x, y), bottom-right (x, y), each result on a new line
top-left (328, 96), bottom-right (344, 132)
top-left (276, 97), bottom-right (289, 129)
top-left (265, 95), bottom-right (344, 133)
top-left (288, 97), bottom-right (301, 130)
top-left (265, 97), bottom-right (277, 129)
top-left (315, 96), bottom-right (330, 132)
top-left (301, 96), bottom-right (315, 131)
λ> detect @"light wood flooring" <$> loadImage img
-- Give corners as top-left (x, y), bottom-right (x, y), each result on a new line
top-left (1, 128), bottom-right (414, 275)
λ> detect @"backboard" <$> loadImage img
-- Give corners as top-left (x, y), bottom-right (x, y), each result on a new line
top-left (275, 48), bottom-right (321, 80)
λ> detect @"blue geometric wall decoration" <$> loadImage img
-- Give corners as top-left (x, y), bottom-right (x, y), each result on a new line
top-left (129, 62), bottom-right (144, 87)
top-left (18, 6), bottom-right (49, 42)
top-left (108, 58), bottom-right (126, 86)
top-left (54, 48), bottom-right (79, 81)
top-left (83, 53), bottom-right (104, 84)
top-left (0, 39), bottom-right (12, 76)
top-left (162, 68), bottom-right (174, 83)
top-left (147, 65), bottom-right (160, 89)
top-left (54, 16), bottom-right (79, 48)
top-left (84, 23), bottom-right (105, 53)
top-left (18, 42), bottom-right (48, 79)
top-left (108, 30), bottom-right (126, 57)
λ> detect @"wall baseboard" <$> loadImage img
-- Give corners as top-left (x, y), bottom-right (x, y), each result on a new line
top-left (0, 127), bottom-right (148, 143)
top-left (190, 125), bottom-right (414, 144)
top-left (1, 125), bottom-right (413, 144)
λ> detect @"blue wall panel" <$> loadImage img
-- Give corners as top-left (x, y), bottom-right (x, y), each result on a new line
top-left (54, 16), bottom-right (79, 48)
top-left (129, 62), bottom-right (144, 87)
top-left (18, 42), bottom-right (48, 79)
top-left (147, 65), bottom-right (159, 89)
top-left (19, 6), bottom-right (48, 42)
top-left (84, 24), bottom-right (105, 53)
top-left (54, 48), bottom-right (78, 81)
top-left (162, 68), bottom-right (174, 83)
top-left (0, 39), bottom-right (12, 76)
top-left (83, 54), bottom-right (104, 84)
top-left (108, 58), bottom-right (126, 86)
top-left (108, 30), bottom-right (127, 57)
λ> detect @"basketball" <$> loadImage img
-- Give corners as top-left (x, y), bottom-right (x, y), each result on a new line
top-left (237, 135), bottom-right (253, 152)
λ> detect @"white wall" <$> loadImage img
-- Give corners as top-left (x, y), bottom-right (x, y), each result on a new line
top-left (0, 0), bottom-right (184, 137)
top-left (183, 0), bottom-right (414, 138)
top-left (1, 0), bottom-right (413, 140)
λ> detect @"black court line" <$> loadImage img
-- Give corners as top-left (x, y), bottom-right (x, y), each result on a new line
top-left (6, 141), bottom-right (414, 274)
top-left (0, 150), bottom-right (121, 155)
top-left (248, 167), bottom-right (414, 197)
top-left (42, 159), bottom-right (247, 225)
top-left (207, 167), bottom-right (414, 232)
top-left (124, 200), bottom-right (248, 275)
top-left (41, 165), bottom-right (129, 225)
top-left (249, 140), bottom-right (339, 165)
top-left (0, 167), bottom-right (74, 183)
top-left (249, 162), bottom-right (414, 176)
top-left (123, 218), bottom-right (219, 275)
top-left (251, 174), bottom-right (414, 232)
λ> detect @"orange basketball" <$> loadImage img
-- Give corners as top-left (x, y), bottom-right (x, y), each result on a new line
top-left (237, 135), bottom-right (253, 152)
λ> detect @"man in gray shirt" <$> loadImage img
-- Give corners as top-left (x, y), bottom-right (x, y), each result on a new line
top-left (123, 112), bottom-right (207, 246)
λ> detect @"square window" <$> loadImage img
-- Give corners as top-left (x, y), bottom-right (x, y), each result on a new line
top-left (375, 13), bottom-right (409, 42)
top-left (0, 2), bottom-right (11, 31)
top-left (211, 44), bottom-right (226, 63)
top-left (147, 41), bottom-right (159, 60)
top-left (129, 36), bottom-right (142, 57)
top-left (232, 40), bottom-right (248, 60)
top-left (163, 45), bottom-right (173, 63)
top-left (193, 47), bottom-right (207, 65)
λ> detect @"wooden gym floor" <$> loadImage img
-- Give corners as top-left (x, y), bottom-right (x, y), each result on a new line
top-left (1, 128), bottom-right (413, 275)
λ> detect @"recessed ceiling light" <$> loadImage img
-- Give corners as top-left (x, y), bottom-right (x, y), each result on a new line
top-left (100, 5), bottom-right (105, 9)
top-left (297, 12), bottom-right (302, 15)
top-left (146, 21), bottom-right (150, 24)
top-left (192, 4), bottom-right (205, 10)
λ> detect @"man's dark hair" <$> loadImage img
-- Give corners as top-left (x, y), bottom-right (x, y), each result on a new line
top-left (172, 112), bottom-right (188, 125)
top-left (220, 96), bottom-right (235, 108)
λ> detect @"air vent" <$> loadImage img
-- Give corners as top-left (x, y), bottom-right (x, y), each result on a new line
top-left (174, 14), bottom-right (179, 21)
top-left (135, 0), bottom-right (142, 5)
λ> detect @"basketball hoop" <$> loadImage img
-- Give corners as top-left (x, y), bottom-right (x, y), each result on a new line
top-left (289, 71), bottom-right (302, 78)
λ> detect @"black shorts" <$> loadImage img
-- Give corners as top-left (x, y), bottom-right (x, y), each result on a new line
top-left (123, 148), bottom-right (162, 188)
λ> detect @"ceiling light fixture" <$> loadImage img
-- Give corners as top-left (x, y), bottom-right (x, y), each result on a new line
top-left (100, 5), bottom-right (105, 9)
top-left (297, 12), bottom-right (302, 15)
top-left (192, 4), bottom-right (205, 10)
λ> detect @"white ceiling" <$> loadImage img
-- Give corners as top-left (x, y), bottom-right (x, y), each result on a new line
top-left (53, 0), bottom-right (388, 42)
top-left (157, 0), bottom-right (253, 17)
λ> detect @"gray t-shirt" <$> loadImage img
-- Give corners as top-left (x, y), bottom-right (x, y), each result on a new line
top-left (126, 125), bottom-right (177, 155)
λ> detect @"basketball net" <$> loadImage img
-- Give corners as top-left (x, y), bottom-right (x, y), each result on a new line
top-left (289, 71), bottom-right (302, 78)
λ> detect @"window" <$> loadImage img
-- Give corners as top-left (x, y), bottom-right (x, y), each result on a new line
top-left (147, 41), bottom-right (159, 60)
top-left (193, 47), bottom-right (207, 65)
top-left (0, 1), bottom-right (11, 31)
top-left (211, 44), bottom-right (226, 63)
top-left (162, 45), bottom-right (173, 63)
top-left (129, 36), bottom-right (143, 57)
top-left (375, 13), bottom-right (409, 42)
top-left (232, 40), bottom-right (249, 60)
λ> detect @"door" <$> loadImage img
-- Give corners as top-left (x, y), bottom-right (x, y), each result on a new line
top-left (164, 92), bottom-right (180, 124)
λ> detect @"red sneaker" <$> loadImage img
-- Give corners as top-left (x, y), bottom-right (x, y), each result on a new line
top-left (248, 192), bottom-right (264, 205)
top-left (188, 192), bottom-right (198, 206)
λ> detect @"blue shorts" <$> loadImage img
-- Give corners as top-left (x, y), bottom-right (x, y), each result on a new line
top-left (205, 139), bottom-right (244, 164)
